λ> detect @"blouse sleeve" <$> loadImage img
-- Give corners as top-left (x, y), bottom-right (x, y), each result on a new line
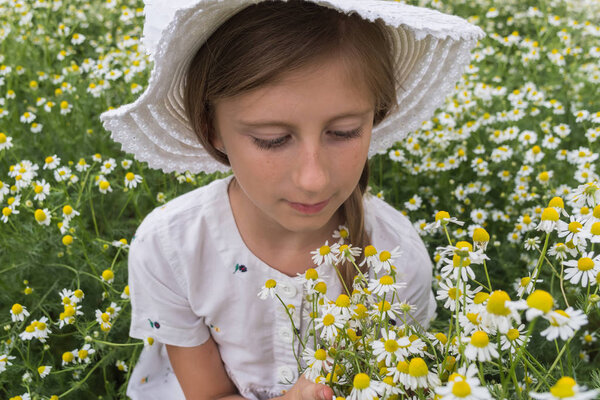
top-left (128, 210), bottom-right (211, 347)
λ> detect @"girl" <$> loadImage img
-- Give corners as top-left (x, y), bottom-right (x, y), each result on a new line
top-left (100, 1), bottom-right (484, 399)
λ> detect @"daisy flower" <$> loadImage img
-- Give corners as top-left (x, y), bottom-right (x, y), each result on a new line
top-left (436, 279), bottom-right (477, 312)
top-left (311, 241), bottom-right (339, 266)
top-left (76, 343), bottom-right (96, 363)
top-left (257, 279), bottom-right (278, 300)
top-left (348, 373), bottom-right (382, 400)
top-left (301, 348), bottom-right (333, 381)
top-left (61, 350), bottom-right (77, 366)
top-left (514, 274), bottom-right (542, 297)
top-left (500, 324), bottom-right (528, 353)
top-left (557, 216), bottom-right (589, 246)
top-left (0, 354), bottom-right (16, 373)
top-left (32, 179), bottom-right (51, 202)
top-left (425, 210), bottom-right (465, 231)
top-left (10, 303), bottom-right (29, 322)
top-left (95, 309), bottom-right (112, 332)
top-left (370, 300), bottom-right (403, 321)
top-left (371, 328), bottom-right (411, 365)
top-left (481, 290), bottom-right (525, 333)
top-left (464, 330), bottom-right (499, 362)
top-left (314, 311), bottom-right (347, 341)
top-left (33, 208), bottom-right (52, 226)
top-left (43, 154), bottom-right (60, 169)
top-left (100, 157), bottom-right (117, 174)
top-left (403, 357), bottom-right (441, 391)
top-left (359, 245), bottom-right (379, 269)
top-left (526, 290), bottom-right (555, 321)
top-left (563, 252), bottom-right (600, 287)
top-left (37, 365), bottom-right (52, 378)
top-left (580, 330), bottom-right (597, 346)
top-left (115, 360), bottom-right (128, 372)
top-left (368, 274), bottom-right (406, 297)
top-left (541, 307), bottom-right (588, 341)
top-left (548, 242), bottom-right (577, 260)
top-left (326, 294), bottom-right (353, 318)
top-left (530, 376), bottom-right (599, 400)
top-left (335, 243), bottom-right (361, 263)
top-left (371, 246), bottom-right (402, 274)
top-left (124, 172), bottom-right (142, 189)
top-left (536, 207), bottom-right (560, 233)
top-left (331, 225), bottom-right (349, 244)
top-left (436, 363), bottom-right (492, 400)
top-left (568, 181), bottom-right (600, 208)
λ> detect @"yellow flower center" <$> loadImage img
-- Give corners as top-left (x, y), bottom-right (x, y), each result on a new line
top-left (64, 305), bottom-right (75, 317)
top-left (584, 334), bottom-right (593, 343)
top-left (354, 304), bottom-right (368, 319)
top-left (472, 228), bottom-right (489, 242)
top-left (319, 245), bottom-right (330, 256)
top-left (384, 339), bottom-right (399, 353)
top-left (78, 349), bottom-right (88, 359)
top-left (435, 211), bottom-right (450, 222)
top-left (37, 322), bottom-right (46, 330)
top-left (550, 310), bottom-right (570, 326)
top-left (101, 313), bottom-right (110, 322)
top-left (541, 208), bottom-right (559, 221)
top-left (532, 145), bottom-right (541, 154)
top-left (74, 289), bottom-right (84, 298)
top-left (379, 251), bottom-right (391, 262)
top-left (578, 257), bottom-right (594, 271)
top-left (473, 292), bottom-right (489, 304)
top-left (435, 333), bottom-right (448, 344)
top-left (471, 331), bottom-right (490, 348)
top-left (593, 205), bottom-right (600, 219)
top-left (305, 268), bottom-right (318, 280)
top-left (408, 357), bottom-right (428, 377)
top-left (591, 222), bottom-right (600, 236)
top-left (314, 281), bottom-right (327, 294)
top-left (364, 245), bottom-right (377, 257)
top-left (448, 287), bottom-right (461, 300)
top-left (322, 314), bottom-right (335, 326)
top-left (34, 185), bottom-right (43, 194)
top-left (11, 304), bottom-right (23, 314)
top-left (396, 360), bottom-right (409, 374)
top-left (378, 301), bottom-right (391, 312)
top-left (265, 279), bottom-right (276, 289)
top-left (26, 325), bottom-right (35, 333)
top-left (62, 352), bottom-right (74, 362)
top-left (466, 313), bottom-right (479, 324)
top-left (99, 181), bottom-right (110, 190)
top-left (452, 381), bottom-right (472, 397)
top-left (102, 270), bottom-right (114, 281)
top-left (380, 275), bottom-right (394, 285)
top-left (353, 373), bottom-right (370, 390)
top-left (314, 349), bottom-right (327, 361)
top-left (34, 209), bottom-right (47, 222)
top-left (568, 221), bottom-right (583, 233)
top-left (550, 377), bottom-right (576, 398)
top-left (486, 290), bottom-right (511, 316)
top-left (527, 290), bottom-right (554, 312)
top-left (335, 294), bottom-right (350, 307)
top-left (520, 277), bottom-right (531, 287)
top-left (507, 328), bottom-right (520, 341)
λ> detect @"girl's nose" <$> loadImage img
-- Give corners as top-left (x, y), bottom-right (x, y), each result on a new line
top-left (292, 142), bottom-right (330, 195)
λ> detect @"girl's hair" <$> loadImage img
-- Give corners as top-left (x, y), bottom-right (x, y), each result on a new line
top-left (184, 0), bottom-right (400, 291)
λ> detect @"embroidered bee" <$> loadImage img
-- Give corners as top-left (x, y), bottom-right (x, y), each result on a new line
top-left (233, 263), bottom-right (247, 273)
top-left (209, 324), bottom-right (221, 333)
top-left (148, 319), bottom-right (161, 329)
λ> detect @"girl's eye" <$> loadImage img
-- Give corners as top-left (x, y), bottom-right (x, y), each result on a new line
top-left (251, 127), bottom-right (362, 150)
top-left (251, 135), bottom-right (290, 150)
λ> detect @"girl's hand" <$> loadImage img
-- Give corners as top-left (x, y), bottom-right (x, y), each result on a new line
top-left (280, 375), bottom-right (334, 400)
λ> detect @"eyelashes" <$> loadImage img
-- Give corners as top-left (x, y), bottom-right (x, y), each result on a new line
top-left (252, 127), bottom-right (363, 150)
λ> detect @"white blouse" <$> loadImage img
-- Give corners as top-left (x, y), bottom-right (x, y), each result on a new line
top-left (126, 175), bottom-right (436, 400)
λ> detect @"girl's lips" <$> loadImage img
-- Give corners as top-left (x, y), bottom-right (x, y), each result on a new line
top-left (288, 198), bottom-right (330, 214)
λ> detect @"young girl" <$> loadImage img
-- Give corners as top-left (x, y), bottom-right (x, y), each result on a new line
top-left (100, 1), bottom-right (484, 399)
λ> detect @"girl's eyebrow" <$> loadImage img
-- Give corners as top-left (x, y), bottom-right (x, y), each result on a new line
top-left (235, 109), bottom-right (372, 128)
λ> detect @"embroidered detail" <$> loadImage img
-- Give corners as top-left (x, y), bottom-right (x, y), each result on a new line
top-left (141, 376), bottom-right (148, 384)
top-left (233, 263), bottom-right (247, 273)
top-left (148, 318), bottom-right (160, 329)
top-left (209, 324), bottom-right (221, 332)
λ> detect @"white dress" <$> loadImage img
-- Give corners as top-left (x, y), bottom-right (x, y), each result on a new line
top-left (126, 175), bottom-right (436, 400)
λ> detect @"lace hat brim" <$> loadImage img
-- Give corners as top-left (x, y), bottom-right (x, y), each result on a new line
top-left (100, 0), bottom-right (485, 174)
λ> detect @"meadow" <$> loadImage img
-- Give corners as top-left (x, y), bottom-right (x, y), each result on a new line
top-left (0, 0), bottom-right (599, 398)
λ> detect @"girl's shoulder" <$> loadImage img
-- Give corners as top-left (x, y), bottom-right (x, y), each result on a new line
top-left (363, 193), bottom-right (421, 246)
top-left (134, 175), bottom-right (232, 239)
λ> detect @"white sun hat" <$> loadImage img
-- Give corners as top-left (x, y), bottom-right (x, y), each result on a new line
top-left (99, 0), bottom-right (485, 174)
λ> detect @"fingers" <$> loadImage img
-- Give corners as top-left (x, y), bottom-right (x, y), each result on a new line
top-left (300, 381), bottom-right (333, 400)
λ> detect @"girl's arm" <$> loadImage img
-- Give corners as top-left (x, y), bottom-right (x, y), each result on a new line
top-left (166, 338), bottom-right (332, 400)
top-left (166, 336), bottom-right (239, 400)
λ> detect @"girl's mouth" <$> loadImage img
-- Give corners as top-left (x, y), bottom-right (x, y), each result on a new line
top-left (287, 198), bottom-right (330, 214)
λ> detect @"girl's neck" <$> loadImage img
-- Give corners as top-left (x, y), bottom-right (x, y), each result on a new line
top-left (227, 177), bottom-right (341, 274)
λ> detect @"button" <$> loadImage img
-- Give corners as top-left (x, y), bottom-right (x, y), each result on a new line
top-left (277, 366), bottom-right (296, 384)
top-left (279, 283), bottom-right (297, 298)
top-left (278, 327), bottom-right (294, 343)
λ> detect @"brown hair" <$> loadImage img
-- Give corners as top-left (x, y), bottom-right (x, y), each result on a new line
top-left (184, 0), bottom-right (400, 292)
